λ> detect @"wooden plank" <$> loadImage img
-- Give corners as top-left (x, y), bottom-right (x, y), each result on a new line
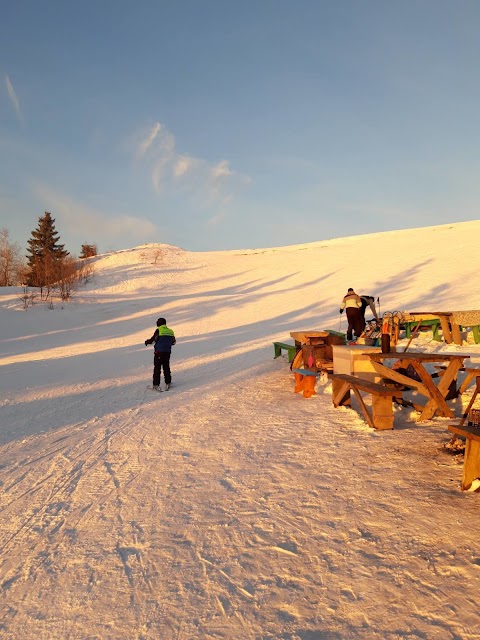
top-left (448, 424), bottom-right (480, 444)
top-left (451, 323), bottom-right (463, 345)
top-left (459, 369), bottom-right (480, 394)
top-left (369, 361), bottom-right (429, 396)
top-left (290, 330), bottom-right (331, 343)
top-left (332, 379), bottom-right (351, 407)
top-left (458, 383), bottom-right (480, 427)
top-left (370, 352), bottom-right (465, 362)
top-left (329, 374), bottom-right (397, 396)
top-left (351, 386), bottom-right (376, 429)
top-left (462, 439), bottom-right (480, 490)
top-left (372, 394), bottom-right (394, 429)
top-left (393, 396), bottom-right (425, 412)
top-left (404, 313), bottom-right (444, 322)
top-left (402, 320), bottom-right (423, 352)
top-left (438, 316), bottom-right (453, 343)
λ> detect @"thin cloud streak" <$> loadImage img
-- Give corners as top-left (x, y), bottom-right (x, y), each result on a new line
top-left (136, 122), bottom-right (161, 158)
top-left (134, 121), bottom-right (251, 227)
top-left (5, 74), bottom-right (24, 125)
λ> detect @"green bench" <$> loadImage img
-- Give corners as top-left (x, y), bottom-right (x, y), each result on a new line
top-left (404, 319), bottom-right (441, 341)
top-left (273, 342), bottom-right (298, 363)
top-left (471, 326), bottom-right (480, 344)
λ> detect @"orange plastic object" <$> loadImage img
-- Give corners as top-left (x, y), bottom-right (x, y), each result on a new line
top-left (303, 375), bottom-right (317, 398)
top-left (294, 372), bottom-right (305, 393)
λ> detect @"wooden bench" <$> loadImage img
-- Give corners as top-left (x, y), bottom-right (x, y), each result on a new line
top-left (273, 341), bottom-right (298, 363)
top-left (448, 424), bottom-right (480, 491)
top-left (448, 375), bottom-right (480, 490)
top-left (292, 367), bottom-right (319, 398)
top-left (329, 373), bottom-right (402, 430)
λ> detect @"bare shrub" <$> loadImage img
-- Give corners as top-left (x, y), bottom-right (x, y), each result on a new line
top-left (152, 248), bottom-right (164, 265)
top-left (18, 286), bottom-right (37, 309)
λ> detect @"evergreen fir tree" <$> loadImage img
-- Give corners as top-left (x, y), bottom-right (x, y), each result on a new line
top-left (26, 212), bottom-right (69, 289)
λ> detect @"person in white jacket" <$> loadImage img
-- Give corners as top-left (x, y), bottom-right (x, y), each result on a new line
top-left (339, 288), bottom-right (363, 341)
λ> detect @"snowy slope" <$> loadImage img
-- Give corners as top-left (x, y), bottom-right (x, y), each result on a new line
top-left (1, 220), bottom-right (480, 639)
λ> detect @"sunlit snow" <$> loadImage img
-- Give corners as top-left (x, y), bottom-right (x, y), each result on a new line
top-left (1, 221), bottom-right (480, 639)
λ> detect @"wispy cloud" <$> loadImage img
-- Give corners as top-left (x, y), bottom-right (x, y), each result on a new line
top-left (5, 74), bottom-right (24, 125)
top-left (136, 122), bottom-right (161, 158)
top-left (32, 181), bottom-right (161, 247)
top-left (134, 121), bottom-right (251, 218)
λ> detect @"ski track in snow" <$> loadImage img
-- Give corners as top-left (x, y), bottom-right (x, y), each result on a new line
top-left (1, 227), bottom-right (480, 639)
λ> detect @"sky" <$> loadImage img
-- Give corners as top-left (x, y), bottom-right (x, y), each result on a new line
top-left (1, 0), bottom-right (480, 254)
top-left (1, 221), bottom-right (480, 638)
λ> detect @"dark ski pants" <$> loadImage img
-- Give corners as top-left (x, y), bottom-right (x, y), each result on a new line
top-left (153, 352), bottom-right (172, 386)
top-left (346, 307), bottom-right (365, 341)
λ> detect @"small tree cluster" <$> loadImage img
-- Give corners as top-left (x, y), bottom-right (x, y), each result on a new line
top-left (79, 243), bottom-right (98, 259)
top-left (56, 256), bottom-right (95, 300)
top-left (4, 212), bottom-right (100, 303)
top-left (17, 211), bottom-right (97, 303)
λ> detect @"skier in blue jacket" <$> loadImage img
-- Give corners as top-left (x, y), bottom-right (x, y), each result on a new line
top-left (145, 317), bottom-right (176, 391)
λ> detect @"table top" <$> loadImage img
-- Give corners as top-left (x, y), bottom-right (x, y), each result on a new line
top-left (290, 330), bottom-right (334, 341)
top-left (406, 310), bottom-right (480, 324)
top-left (409, 311), bottom-right (453, 316)
top-left (369, 352), bottom-right (469, 362)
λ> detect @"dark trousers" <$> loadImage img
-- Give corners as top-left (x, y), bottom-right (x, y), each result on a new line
top-left (346, 307), bottom-right (365, 341)
top-left (153, 352), bottom-right (172, 386)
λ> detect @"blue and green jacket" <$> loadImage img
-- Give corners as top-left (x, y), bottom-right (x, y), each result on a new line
top-left (145, 324), bottom-right (176, 353)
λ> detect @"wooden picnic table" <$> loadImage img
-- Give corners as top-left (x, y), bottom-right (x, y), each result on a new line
top-left (404, 311), bottom-right (480, 345)
top-left (289, 330), bottom-right (345, 372)
top-left (368, 352), bottom-right (469, 421)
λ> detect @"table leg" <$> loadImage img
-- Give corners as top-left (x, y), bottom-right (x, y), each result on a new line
top-left (459, 371), bottom-right (476, 394)
top-left (451, 323), bottom-right (463, 345)
top-left (462, 438), bottom-right (480, 491)
top-left (416, 360), bottom-right (463, 421)
top-left (371, 395), bottom-right (394, 430)
top-left (294, 372), bottom-right (305, 393)
top-left (332, 378), bottom-right (351, 407)
top-left (438, 316), bottom-right (453, 343)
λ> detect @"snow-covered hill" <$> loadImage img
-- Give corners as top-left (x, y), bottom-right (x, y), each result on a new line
top-left (1, 220), bottom-right (480, 639)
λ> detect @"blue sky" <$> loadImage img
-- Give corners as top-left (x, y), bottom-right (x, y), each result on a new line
top-left (1, 1), bottom-right (479, 253)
